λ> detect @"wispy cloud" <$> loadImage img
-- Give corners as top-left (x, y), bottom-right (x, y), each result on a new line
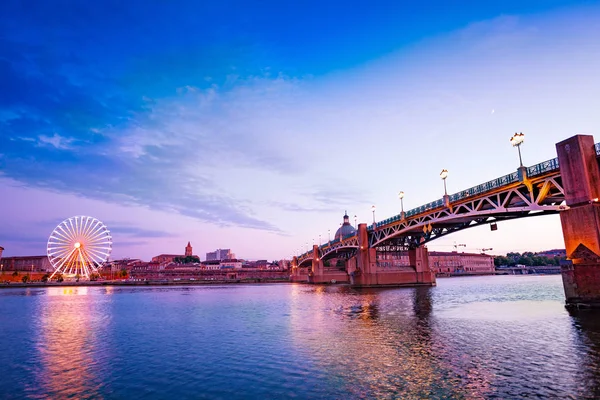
top-left (308, 187), bottom-right (372, 207)
top-left (0, 232), bottom-right (47, 246)
top-left (0, 38), bottom-right (296, 233)
top-left (269, 201), bottom-right (338, 213)
top-left (107, 226), bottom-right (177, 238)
top-left (37, 133), bottom-right (75, 150)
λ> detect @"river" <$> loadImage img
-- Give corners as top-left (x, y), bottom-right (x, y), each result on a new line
top-left (1, 275), bottom-right (599, 399)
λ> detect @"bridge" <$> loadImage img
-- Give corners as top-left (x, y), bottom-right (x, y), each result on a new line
top-left (291, 134), bottom-right (600, 309)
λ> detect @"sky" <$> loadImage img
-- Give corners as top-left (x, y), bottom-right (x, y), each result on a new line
top-left (1, 0), bottom-right (600, 261)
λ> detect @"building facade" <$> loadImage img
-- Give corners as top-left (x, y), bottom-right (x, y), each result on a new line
top-left (152, 242), bottom-right (198, 265)
top-left (429, 251), bottom-right (495, 275)
top-left (206, 249), bottom-right (235, 261)
top-left (151, 254), bottom-right (182, 264)
top-left (220, 259), bottom-right (243, 269)
top-left (0, 255), bottom-right (53, 272)
top-left (202, 260), bottom-right (221, 270)
top-left (376, 250), bottom-right (494, 276)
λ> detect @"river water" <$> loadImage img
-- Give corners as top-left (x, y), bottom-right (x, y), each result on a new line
top-left (1, 275), bottom-right (599, 399)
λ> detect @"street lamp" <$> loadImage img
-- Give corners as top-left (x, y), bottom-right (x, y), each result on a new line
top-left (319, 234), bottom-right (321, 246)
top-left (354, 215), bottom-right (357, 229)
top-left (328, 229), bottom-right (331, 242)
top-left (371, 205), bottom-right (376, 224)
top-left (398, 191), bottom-right (405, 218)
top-left (440, 169), bottom-right (449, 196)
top-left (510, 132), bottom-right (525, 167)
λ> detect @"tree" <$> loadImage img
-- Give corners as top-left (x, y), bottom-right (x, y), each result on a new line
top-left (12, 271), bottom-right (19, 277)
top-left (90, 273), bottom-right (100, 281)
top-left (174, 256), bottom-right (200, 264)
top-left (41, 274), bottom-right (49, 283)
top-left (496, 251), bottom-right (566, 268)
top-left (494, 256), bottom-right (509, 267)
top-left (552, 256), bottom-right (561, 266)
top-left (21, 275), bottom-right (29, 283)
top-left (532, 256), bottom-right (543, 266)
top-left (517, 256), bottom-right (533, 266)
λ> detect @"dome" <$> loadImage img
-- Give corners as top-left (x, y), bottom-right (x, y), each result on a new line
top-left (335, 211), bottom-right (357, 240)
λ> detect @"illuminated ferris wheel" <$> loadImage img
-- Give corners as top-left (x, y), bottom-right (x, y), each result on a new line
top-left (47, 216), bottom-right (112, 280)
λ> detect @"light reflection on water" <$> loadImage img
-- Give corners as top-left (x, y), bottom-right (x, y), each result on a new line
top-left (23, 285), bottom-right (112, 399)
top-left (0, 275), bottom-right (599, 399)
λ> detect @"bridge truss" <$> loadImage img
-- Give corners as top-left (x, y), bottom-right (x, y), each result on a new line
top-left (369, 171), bottom-right (565, 248)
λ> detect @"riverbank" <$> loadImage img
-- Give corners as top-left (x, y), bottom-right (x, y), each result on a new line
top-left (0, 277), bottom-right (292, 289)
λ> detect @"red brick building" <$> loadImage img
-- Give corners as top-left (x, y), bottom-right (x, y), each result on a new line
top-left (0, 255), bottom-right (53, 272)
top-left (429, 251), bottom-right (495, 275)
top-left (377, 250), bottom-right (494, 276)
top-left (151, 242), bottom-right (198, 265)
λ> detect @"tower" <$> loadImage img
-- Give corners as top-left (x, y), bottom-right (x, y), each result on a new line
top-left (185, 242), bottom-right (192, 257)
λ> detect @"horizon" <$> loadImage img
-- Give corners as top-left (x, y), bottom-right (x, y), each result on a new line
top-left (2, 1), bottom-right (600, 260)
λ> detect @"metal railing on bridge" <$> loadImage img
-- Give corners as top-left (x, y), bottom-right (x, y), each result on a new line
top-left (317, 232), bottom-right (358, 251)
top-left (366, 153), bottom-right (573, 232)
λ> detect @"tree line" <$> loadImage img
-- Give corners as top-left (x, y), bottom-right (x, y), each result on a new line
top-left (174, 256), bottom-right (201, 264)
top-left (494, 252), bottom-right (565, 267)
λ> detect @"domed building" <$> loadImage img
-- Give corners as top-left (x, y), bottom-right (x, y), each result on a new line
top-left (335, 211), bottom-right (357, 240)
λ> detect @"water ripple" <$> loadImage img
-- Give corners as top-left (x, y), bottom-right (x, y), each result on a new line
top-left (0, 277), bottom-right (599, 398)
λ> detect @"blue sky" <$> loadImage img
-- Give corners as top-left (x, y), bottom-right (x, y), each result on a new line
top-left (1, 0), bottom-right (600, 260)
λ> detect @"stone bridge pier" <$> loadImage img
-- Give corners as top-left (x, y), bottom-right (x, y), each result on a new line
top-left (557, 135), bottom-right (600, 308)
top-left (307, 245), bottom-right (323, 283)
top-left (349, 224), bottom-right (436, 287)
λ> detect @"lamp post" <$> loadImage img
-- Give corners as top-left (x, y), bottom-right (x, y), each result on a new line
top-left (510, 132), bottom-right (525, 167)
top-left (328, 229), bottom-right (331, 242)
top-left (371, 205), bottom-right (376, 225)
top-left (398, 191), bottom-right (405, 219)
top-left (354, 215), bottom-right (357, 229)
top-left (440, 169), bottom-right (450, 207)
top-left (440, 169), bottom-right (449, 195)
top-left (319, 234), bottom-right (321, 246)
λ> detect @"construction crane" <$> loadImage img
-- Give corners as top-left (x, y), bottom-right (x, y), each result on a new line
top-left (453, 242), bottom-right (466, 251)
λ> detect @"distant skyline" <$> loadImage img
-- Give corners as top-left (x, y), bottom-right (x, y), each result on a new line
top-left (1, 1), bottom-right (600, 260)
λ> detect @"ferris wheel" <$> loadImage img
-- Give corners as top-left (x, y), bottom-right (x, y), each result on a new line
top-left (47, 216), bottom-right (112, 280)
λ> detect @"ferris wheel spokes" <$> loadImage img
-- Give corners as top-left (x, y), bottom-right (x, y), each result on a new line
top-left (47, 216), bottom-right (113, 280)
